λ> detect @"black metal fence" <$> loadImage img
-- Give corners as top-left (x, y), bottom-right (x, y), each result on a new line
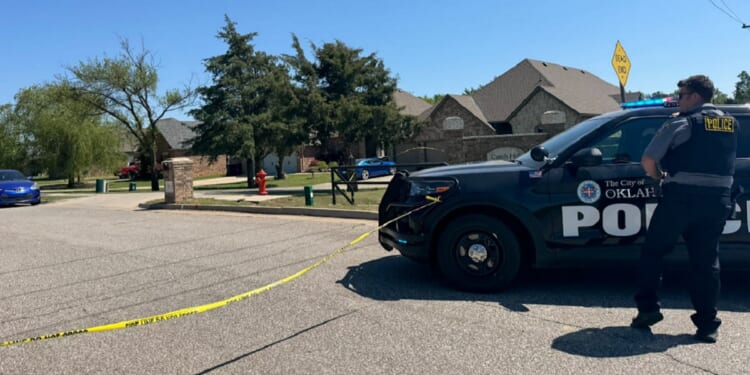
top-left (329, 162), bottom-right (448, 205)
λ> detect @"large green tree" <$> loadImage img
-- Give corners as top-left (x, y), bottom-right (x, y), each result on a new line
top-left (13, 84), bottom-right (123, 186)
top-left (62, 40), bottom-right (194, 191)
top-left (734, 70), bottom-right (750, 104)
top-left (190, 16), bottom-right (303, 186)
top-left (0, 104), bottom-right (28, 170)
top-left (285, 36), bottom-right (420, 159)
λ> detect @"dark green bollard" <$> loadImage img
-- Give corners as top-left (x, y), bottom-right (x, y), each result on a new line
top-left (95, 179), bottom-right (106, 193)
top-left (304, 185), bottom-right (314, 206)
top-left (128, 182), bottom-right (137, 191)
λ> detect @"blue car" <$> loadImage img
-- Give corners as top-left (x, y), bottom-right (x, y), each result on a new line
top-left (0, 169), bottom-right (41, 206)
top-left (354, 158), bottom-right (396, 180)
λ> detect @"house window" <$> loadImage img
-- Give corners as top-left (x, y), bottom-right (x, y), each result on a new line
top-left (443, 116), bottom-right (464, 130)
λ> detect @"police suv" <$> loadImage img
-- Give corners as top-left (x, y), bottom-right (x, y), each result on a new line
top-left (378, 99), bottom-right (750, 292)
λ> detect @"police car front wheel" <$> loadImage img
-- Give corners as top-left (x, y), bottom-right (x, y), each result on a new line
top-left (436, 215), bottom-right (522, 292)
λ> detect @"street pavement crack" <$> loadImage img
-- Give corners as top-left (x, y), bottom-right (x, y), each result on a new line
top-left (193, 310), bottom-right (358, 374)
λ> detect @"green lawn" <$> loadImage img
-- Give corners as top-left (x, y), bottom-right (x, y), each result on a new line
top-left (194, 173), bottom-right (332, 190)
top-left (38, 178), bottom-right (161, 192)
top-left (260, 188), bottom-right (384, 210)
top-left (145, 188), bottom-right (385, 211)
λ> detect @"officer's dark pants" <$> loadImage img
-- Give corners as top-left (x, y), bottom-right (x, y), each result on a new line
top-left (634, 184), bottom-right (732, 331)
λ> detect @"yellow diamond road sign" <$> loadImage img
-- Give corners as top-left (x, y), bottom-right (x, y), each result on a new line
top-left (611, 41), bottom-right (631, 87)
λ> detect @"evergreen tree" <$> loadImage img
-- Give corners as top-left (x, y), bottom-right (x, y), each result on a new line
top-left (190, 16), bottom-right (303, 186)
top-left (286, 36), bottom-right (420, 159)
top-left (734, 70), bottom-right (750, 104)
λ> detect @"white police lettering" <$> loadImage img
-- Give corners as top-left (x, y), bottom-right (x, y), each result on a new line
top-left (602, 204), bottom-right (641, 236)
top-left (561, 202), bottom-right (748, 237)
top-left (724, 202), bottom-right (745, 234)
top-left (602, 179), bottom-right (656, 200)
top-left (562, 206), bottom-right (599, 237)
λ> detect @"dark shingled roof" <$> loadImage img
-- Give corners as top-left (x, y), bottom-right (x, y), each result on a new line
top-left (472, 59), bottom-right (626, 122)
top-left (450, 95), bottom-right (489, 124)
top-left (155, 118), bottom-right (201, 150)
top-left (393, 89), bottom-right (432, 117)
top-left (417, 95), bottom-right (492, 131)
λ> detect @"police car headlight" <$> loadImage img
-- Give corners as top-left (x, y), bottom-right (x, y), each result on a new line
top-left (30, 183), bottom-right (40, 191)
top-left (408, 180), bottom-right (455, 197)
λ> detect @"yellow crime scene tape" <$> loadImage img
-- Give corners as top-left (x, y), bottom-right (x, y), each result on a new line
top-left (1, 196), bottom-right (442, 348)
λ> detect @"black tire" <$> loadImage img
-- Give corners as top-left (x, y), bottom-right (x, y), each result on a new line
top-left (436, 214), bottom-right (522, 292)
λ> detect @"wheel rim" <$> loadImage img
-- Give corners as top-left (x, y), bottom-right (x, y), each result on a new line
top-left (453, 231), bottom-right (503, 276)
top-left (361, 170), bottom-right (369, 180)
top-left (389, 167), bottom-right (396, 174)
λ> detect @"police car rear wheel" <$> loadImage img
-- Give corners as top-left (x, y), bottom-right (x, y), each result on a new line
top-left (436, 215), bottom-right (521, 292)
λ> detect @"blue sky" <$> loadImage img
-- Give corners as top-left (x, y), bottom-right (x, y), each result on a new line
top-left (3, 0), bottom-right (749, 119)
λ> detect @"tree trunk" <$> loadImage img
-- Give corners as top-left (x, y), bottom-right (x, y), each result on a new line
top-left (150, 148), bottom-right (159, 191)
top-left (245, 157), bottom-right (257, 188)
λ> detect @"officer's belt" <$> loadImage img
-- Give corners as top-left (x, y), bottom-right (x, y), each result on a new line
top-left (662, 182), bottom-right (730, 196)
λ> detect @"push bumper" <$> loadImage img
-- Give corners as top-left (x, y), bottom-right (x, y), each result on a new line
top-left (378, 226), bottom-right (430, 262)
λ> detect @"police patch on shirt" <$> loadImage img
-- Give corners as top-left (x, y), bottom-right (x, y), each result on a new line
top-left (577, 180), bottom-right (601, 204)
top-left (704, 116), bottom-right (734, 132)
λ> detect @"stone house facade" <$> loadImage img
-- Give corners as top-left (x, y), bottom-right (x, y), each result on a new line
top-left (155, 118), bottom-right (229, 178)
top-left (394, 59), bottom-right (641, 165)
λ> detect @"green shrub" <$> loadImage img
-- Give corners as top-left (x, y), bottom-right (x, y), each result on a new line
top-left (329, 161), bottom-right (339, 169)
top-left (317, 161), bottom-right (329, 171)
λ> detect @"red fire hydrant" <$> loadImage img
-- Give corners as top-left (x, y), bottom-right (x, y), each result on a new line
top-left (255, 169), bottom-right (268, 195)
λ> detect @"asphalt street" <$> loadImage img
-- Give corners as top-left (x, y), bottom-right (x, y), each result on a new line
top-left (1, 195), bottom-right (749, 374)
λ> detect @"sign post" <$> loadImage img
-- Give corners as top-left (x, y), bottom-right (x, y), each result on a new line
top-left (611, 40), bottom-right (631, 103)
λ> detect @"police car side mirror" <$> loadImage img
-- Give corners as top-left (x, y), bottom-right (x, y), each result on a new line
top-left (570, 147), bottom-right (602, 167)
top-left (530, 146), bottom-right (549, 162)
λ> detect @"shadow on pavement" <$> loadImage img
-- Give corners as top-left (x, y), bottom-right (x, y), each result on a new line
top-left (551, 327), bottom-right (699, 357)
top-left (337, 255), bottom-right (750, 313)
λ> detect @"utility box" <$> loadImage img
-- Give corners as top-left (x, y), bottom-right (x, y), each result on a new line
top-left (163, 157), bottom-right (193, 204)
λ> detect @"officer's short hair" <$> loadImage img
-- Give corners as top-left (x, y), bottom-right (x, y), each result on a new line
top-left (678, 75), bottom-right (714, 102)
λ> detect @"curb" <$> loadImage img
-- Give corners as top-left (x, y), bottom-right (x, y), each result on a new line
top-left (138, 203), bottom-right (378, 220)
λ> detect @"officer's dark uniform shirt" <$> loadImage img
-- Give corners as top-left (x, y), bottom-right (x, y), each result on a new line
top-left (643, 103), bottom-right (738, 189)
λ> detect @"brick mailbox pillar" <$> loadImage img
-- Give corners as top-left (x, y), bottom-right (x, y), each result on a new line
top-left (163, 157), bottom-right (194, 204)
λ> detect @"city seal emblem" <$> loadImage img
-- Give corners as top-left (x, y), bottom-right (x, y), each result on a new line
top-left (577, 180), bottom-right (601, 204)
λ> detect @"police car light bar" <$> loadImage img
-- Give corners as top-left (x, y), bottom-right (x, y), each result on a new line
top-left (620, 97), bottom-right (679, 109)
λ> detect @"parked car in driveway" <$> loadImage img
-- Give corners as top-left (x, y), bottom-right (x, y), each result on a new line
top-left (116, 161), bottom-right (163, 180)
top-left (0, 169), bottom-right (41, 206)
top-left (352, 158), bottom-right (396, 180)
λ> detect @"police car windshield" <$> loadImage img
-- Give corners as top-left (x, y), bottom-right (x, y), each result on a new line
top-left (515, 113), bottom-right (619, 166)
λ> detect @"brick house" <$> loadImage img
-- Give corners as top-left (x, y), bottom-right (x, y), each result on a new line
top-left (155, 118), bottom-right (230, 178)
top-left (396, 58), bottom-right (641, 164)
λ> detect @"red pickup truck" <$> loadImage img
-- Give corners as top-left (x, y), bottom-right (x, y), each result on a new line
top-left (117, 161), bottom-right (162, 179)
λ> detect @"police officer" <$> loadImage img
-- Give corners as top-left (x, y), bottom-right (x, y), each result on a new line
top-left (631, 75), bottom-right (738, 343)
